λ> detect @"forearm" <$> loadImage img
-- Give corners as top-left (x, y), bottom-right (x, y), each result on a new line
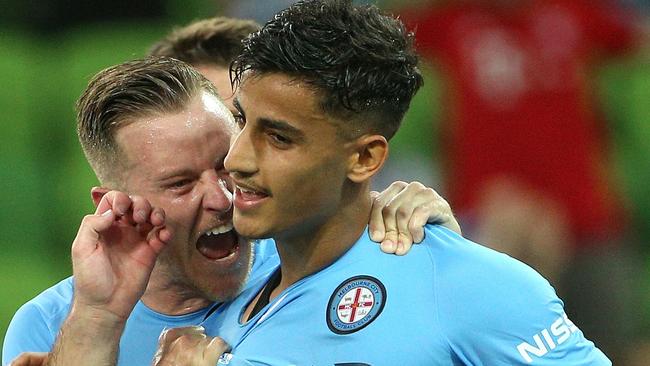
top-left (46, 305), bottom-right (125, 366)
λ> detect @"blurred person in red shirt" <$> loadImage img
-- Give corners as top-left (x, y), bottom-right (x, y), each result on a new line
top-left (397, 0), bottom-right (646, 362)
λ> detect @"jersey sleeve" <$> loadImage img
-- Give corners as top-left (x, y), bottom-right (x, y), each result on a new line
top-left (426, 227), bottom-right (611, 365)
top-left (2, 302), bottom-right (56, 365)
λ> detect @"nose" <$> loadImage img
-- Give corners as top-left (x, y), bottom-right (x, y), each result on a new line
top-left (202, 172), bottom-right (233, 213)
top-left (224, 124), bottom-right (257, 178)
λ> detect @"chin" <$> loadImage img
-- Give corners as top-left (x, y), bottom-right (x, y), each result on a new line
top-left (203, 274), bottom-right (248, 302)
top-left (233, 224), bottom-right (270, 240)
top-left (233, 212), bottom-right (272, 238)
top-left (203, 257), bottom-right (254, 302)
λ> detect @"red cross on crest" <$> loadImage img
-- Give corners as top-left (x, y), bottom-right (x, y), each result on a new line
top-left (337, 287), bottom-right (375, 323)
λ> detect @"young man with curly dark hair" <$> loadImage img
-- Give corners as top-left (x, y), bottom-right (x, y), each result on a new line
top-left (154, 0), bottom-right (610, 364)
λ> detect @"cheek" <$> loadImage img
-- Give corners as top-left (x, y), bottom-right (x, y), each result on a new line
top-left (278, 161), bottom-right (344, 207)
top-left (165, 198), bottom-right (200, 233)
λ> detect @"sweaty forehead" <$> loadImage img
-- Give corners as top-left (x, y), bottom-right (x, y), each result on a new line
top-left (114, 95), bottom-right (233, 174)
top-left (195, 65), bottom-right (235, 112)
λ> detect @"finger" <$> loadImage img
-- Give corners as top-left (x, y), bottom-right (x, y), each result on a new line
top-left (155, 326), bottom-right (206, 365)
top-left (422, 193), bottom-right (462, 235)
top-left (408, 206), bottom-right (430, 243)
top-left (95, 191), bottom-right (138, 227)
top-left (369, 181), bottom-right (407, 242)
top-left (382, 183), bottom-right (423, 253)
top-left (158, 226), bottom-right (173, 244)
top-left (393, 203), bottom-right (415, 255)
top-left (379, 230), bottom-right (399, 253)
top-left (150, 207), bottom-right (166, 227)
top-left (141, 207), bottom-right (166, 237)
top-left (71, 210), bottom-right (116, 258)
top-left (203, 337), bottom-right (231, 364)
top-left (392, 184), bottom-right (424, 250)
top-left (129, 195), bottom-right (152, 225)
top-left (148, 226), bottom-right (171, 254)
top-left (402, 188), bottom-right (440, 243)
top-left (95, 191), bottom-right (132, 217)
top-left (171, 334), bottom-right (206, 363)
top-left (159, 325), bottom-right (205, 345)
top-left (10, 352), bottom-right (48, 366)
top-left (394, 232), bottom-right (413, 256)
top-left (142, 214), bottom-right (169, 252)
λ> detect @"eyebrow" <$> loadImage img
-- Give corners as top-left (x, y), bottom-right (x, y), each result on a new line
top-left (234, 97), bottom-right (305, 141)
top-left (258, 118), bottom-right (304, 139)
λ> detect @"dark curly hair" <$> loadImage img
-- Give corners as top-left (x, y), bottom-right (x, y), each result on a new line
top-left (231, 0), bottom-right (423, 140)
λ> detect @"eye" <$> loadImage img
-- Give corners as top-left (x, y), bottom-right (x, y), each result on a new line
top-left (233, 113), bottom-right (246, 128)
top-left (169, 179), bottom-right (192, 189)
top-left (268, 132), bottom-right (292, 146)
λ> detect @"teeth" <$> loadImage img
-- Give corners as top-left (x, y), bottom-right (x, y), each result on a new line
top-left (237, 185), bottom-right (259, 194)
top-left (205, 222), bottom-right (234, 236)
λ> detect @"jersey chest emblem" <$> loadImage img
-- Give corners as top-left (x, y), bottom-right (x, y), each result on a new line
top-left (326, 275), bottom-right (386, 334)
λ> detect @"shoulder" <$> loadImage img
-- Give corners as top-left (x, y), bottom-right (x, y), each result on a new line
top-left (25, 276), bottom-right (74, 315)
top-left (421, 225), bottom-right (558, 316)
top-left (421, 226), bottom-right (610, 364)
top-left (2, 277), bottom-right (74, 364)
top-left (10, 276), bottom-right (74, 323)
top-left (422, 225), bottom-right (547, 286)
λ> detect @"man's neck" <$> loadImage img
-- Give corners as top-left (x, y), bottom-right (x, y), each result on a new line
top-left (271, 190), bottom-right (373, 297)
top-left (140, 269), bottom-right (212, 316)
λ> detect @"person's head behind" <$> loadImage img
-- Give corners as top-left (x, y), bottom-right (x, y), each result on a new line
top-left (225, 0), bottom-right (423, 240)
top-left (231, 0), bottom-right (423, 141)
top-left (149, 17), bottom-right (261, 111)
top-left (77, 57), bottom-right (217, 188)
top-left (148, 17), bottom-right (260, 69)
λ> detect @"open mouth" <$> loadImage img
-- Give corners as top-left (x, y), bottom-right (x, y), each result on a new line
top-left (196, 223), bottom-right (239, 260)
top-left (236, 185), bottom-right (269, 200)
top-left (233, 182), bottom-right (270, 211)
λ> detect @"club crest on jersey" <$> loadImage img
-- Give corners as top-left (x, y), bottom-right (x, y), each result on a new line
top-left (327, 275), bottom-right (386, 335)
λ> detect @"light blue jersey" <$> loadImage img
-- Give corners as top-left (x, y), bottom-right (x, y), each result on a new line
top-left (1, 241), bottom-right (279, 366)
top-left (204, 226), bottom-right (610, 365)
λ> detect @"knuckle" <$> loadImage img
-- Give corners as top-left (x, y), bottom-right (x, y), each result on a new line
top-left (81, 214), bottom-right (95, 223)
top-left (399, 231), bottom-right (413, 240)
top-left (392, 180), bottom-right (408, 189)
top-left (396, 207), bottom-right (409, 219)
top-left (416, 202), bottom-right (434, 214)
top-left (373, 196), bottom-right (389, 208)
top-left (408, 221), bottom-right (420, 232)
top-left (425, 187), bottom-right (439, 197)
top-left (173, 335), bottom-right (193, 349)
top-left (407, 181), bottom-right (426, 190)
top-left (384, 230), bottom-right (398, 239)
top-left (208, 337), bottom-right (229, 351)
top-left (381, 204), bottom-right (396, 216)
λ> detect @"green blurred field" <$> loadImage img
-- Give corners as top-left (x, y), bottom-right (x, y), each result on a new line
top-left (0, 19), bottom-right (189, 357)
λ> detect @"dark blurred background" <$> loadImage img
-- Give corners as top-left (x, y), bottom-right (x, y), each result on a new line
top-left (0, 0), bottom-right (648, 364)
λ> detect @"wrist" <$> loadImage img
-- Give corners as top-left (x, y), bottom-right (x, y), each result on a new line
top-left (47, 304), bottom-right (125, 366)
top-left (66, 302), bottom-right (127, 340)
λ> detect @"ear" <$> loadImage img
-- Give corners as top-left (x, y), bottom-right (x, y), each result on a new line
top-left (346, 135), bottom-right (388, 183)
top-left (90, 186), bottom-right (110, 207)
